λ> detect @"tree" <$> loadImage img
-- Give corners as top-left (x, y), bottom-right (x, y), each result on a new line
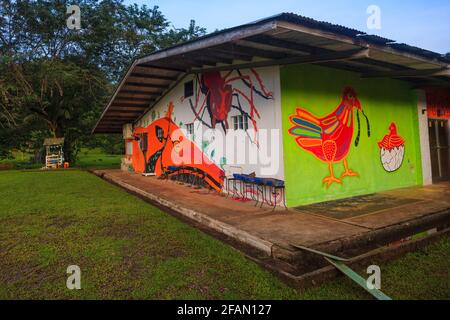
top-left (0, 0), bottom-right (206, 162)
top-left (158, 20), bottom-right (207, 51)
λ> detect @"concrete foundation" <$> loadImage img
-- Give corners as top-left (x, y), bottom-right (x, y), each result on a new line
top-left (92, 169), bottom-right (450, 285)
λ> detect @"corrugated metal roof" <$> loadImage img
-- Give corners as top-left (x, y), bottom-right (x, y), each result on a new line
top-left (93, 12), bottom-right (450, 134)
top-left (357, 34), bottom-right (395, 45)
top-left (133, 12), bottom-right (449, 70)
top-left (389, 43), bottom-right (448, 61)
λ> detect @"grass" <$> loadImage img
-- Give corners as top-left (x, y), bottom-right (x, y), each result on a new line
top-left (0, 169), bottom-right (448, 300)
top-left (0, 148), bottom-right (121, 170)
top-left (0, 151), bottom-right (42, 170)
top-left (75, 148), bottom-right (121, 169)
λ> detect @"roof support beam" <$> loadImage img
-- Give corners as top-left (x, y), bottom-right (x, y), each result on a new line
top-left (134, 74), bottom-right (190, 124)
top-left (121, 85), bottom-right (165, 93)
top-left (113, 97), bottom-right (153, 103)
top-left (245, 34), bottom-right (323, 55)
top-left (127, 76), bottom-right (173, 85)
top-left (178, 54), bottom-right (226, 66)
top-left (109, 108), bottom-right (148, 113)
top-left (118, 90), bottom-right (158, 97)
top-left (129, 73), bottom-right (178, 81)
top-left (136, 20), bottom-right (277, 65)
top-left (124, 82), bottom-right (169, 89)
top-left (112, 99), bottom-right (152, 104)
top-left (96, 122), bottom-right (126, 126)
top-left (109, 104), bottom-right (148, 109)
top-left (103, 115), bottom-right (142, 120)
top-left (352, 57), bottom-right (410, 72)
top-left (215, 43), bottom-right (286, 60)
top-left (205, 48), bottom-right (253, 61)
top-left (191, 48), bottom-right (370, 73)
top-left (99, 118), bottom-right (132, 122)
top-left (137, 64), bottom-right (187, 73)
top-left (165, 57), bottom-right (206, 68)
top-left (232, 41), bottom-right (292, 59)
top-left (277, 21), bottom-right (449, 68)
top-left (97, 124), bottom-right (124, 127)
top-left (362, 68), bottom-right (450, 78)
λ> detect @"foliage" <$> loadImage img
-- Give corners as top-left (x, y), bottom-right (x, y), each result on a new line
top-left (1, 58), bottom-right (110, 162)
top-left (82, 134), bottom-right (124, 155)
top-left (0, 0), bottom-right (206, 162)
top-left (0, 147), bottom-right (121, 169)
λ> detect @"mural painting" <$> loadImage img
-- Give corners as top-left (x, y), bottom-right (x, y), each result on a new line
top-left (378, 123), bottom-right (406, 172)
top-left (281, 64), bottom-right (423, 207)
top-left (426, 88), bottom-right (450, 119)
top-left (188, 68), bottom-right (274, 145)
top-left (288, 87), bottom-right (371, 188)
top-left (130, 67), bottom-right (283, 194)
top-left (132, 102), bottom-right (224, 192)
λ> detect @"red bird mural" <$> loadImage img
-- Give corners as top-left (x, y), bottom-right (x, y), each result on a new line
top-left (288, 87), bottom-right (370, 188)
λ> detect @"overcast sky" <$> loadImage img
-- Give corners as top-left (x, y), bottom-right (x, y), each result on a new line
top-left (125, 0), bottom-right (450, 54)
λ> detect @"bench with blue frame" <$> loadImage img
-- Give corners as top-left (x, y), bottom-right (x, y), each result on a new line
top-left (231, 174), bottom-right (286, 210)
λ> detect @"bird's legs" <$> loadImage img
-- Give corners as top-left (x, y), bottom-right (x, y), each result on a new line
top-left (341, 158), bottom-right (359, 178)
top-left (323, 162), bottom-right (342, 188)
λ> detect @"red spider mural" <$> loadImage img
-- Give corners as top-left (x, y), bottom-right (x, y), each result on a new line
top-left (188, 69), bottom-right (273, 144)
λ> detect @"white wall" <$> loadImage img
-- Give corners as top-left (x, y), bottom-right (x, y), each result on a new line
top-left (135, 66), bottom-right (285, 180)
top-left (416, 89), bottom-right (433, 185)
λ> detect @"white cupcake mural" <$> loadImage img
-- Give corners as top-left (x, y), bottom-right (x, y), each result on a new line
top-left (378, 123), bottom-right (405, 172)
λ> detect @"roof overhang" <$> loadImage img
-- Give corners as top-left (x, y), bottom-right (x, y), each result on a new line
top-left (93, 13), bottom-right (450, 134)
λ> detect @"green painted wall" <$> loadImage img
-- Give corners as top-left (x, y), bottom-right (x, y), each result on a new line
top-left (280, 64), bottom-right (423, 207)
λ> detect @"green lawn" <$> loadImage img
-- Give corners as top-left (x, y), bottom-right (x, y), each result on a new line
top-left (0, 151), bottom-right (42, 170)
top-left (0, 170), bottom-right (448, 300)
top-left (0, 148), bottom-right (121, 170)
top-left (75, 148), bottom-right (121, 169)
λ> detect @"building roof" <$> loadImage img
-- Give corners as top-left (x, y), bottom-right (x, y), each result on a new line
top-left (43, 138), bottom-right (65, 146)
top-left (93, 12), bottom-right (450, 134)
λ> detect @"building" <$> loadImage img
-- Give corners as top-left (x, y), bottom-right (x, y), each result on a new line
top-left (93, 13), bottom-right (450, 208)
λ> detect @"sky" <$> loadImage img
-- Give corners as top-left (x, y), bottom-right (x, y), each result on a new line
top-left (125, 0), bottom-right (450, 54)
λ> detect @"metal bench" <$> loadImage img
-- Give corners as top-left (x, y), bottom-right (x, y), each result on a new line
top-left (232, 174), bottom-right (286, 210)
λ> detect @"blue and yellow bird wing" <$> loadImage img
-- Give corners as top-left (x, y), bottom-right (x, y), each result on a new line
top-left (319, 103), bottom-right (350, 137)
top-left (288, 108), bottom-right (323, 148)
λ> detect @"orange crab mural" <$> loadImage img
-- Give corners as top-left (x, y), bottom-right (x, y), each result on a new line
top-left (288, 87), bottom-right (371, 188)
top-left (132, 102), bottom-right (224, 192)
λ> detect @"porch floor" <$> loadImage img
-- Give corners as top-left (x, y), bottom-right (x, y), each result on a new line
top-left (93, 169), bottom-right (450, 276)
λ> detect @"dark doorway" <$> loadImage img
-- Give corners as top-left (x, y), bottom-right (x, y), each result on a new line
top-left (429, 119), bottom-right (450, 182)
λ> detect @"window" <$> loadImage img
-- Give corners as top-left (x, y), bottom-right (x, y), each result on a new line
top-left (156, 126), bottom-right (164, 142)
top-left (232, 115), bottom-right (248, 130)
top-left (186, 123), bottom-right (194, 137)
top-left (140, 133), bottom-right (148, 151)
top-left (184, 80), bottom-right (194, 98)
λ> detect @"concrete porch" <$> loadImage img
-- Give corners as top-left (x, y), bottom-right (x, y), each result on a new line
top-left (92, 169), bottom-right (450, 284)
